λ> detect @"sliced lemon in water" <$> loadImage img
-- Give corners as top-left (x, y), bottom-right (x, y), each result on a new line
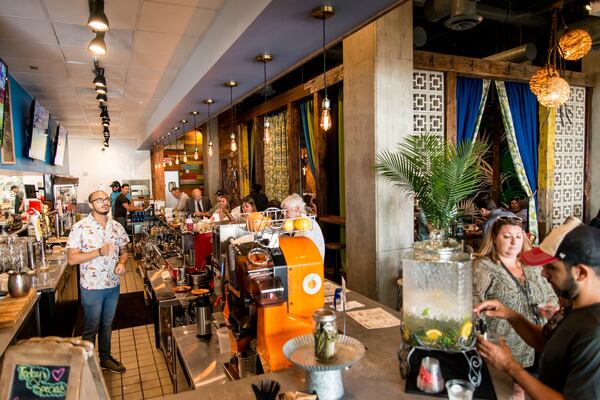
top-left (425, 329), bottom-right (443, 341)
top-left (460, 321), bottom-right (473, 339)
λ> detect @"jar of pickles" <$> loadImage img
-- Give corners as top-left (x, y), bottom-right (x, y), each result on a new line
top-left (313, 308), bottom-right (337, 363)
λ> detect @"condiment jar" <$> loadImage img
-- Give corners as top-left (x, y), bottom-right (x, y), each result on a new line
top-left (313, 308), bottom-right (337, 363)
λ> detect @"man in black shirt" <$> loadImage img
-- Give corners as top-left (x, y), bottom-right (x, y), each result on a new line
top-left (249, 184), bottom-right (268, 211)
top-left (11, 185), bottom-right (24, 213)
top-left (475, 217), bottom-right (600, 400)
top-left (113, 184), bottom-right (143, 232)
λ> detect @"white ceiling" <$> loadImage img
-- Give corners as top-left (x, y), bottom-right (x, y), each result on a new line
top-left (0, 0), bottom-right (225, 140)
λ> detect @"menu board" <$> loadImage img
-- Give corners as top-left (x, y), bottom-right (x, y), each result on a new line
top-left (10, 364), bottom-right (70, 400)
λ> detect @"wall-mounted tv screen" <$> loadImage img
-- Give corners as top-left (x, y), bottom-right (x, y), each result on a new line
top-left (28, 99), bottom-right (49, 161)
top-left (54, 124), bottom-right (67, 166)
top-left (0, 59), bottom-right (7, 144)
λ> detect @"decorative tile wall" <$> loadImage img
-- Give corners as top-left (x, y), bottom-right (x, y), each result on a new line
top-left (413, 70), bottom-right (445, 139)
top-left (552, 86), bottom-right (586, 227)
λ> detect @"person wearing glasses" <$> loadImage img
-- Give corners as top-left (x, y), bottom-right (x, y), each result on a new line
top-left (66, 191), bottom-right (129, 374)
top-left (473, 216), bottom-right (557, 399)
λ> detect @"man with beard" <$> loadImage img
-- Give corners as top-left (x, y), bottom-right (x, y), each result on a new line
top-left (67, 190), bottom-right (129, 374)
top-left (474, 217), bottom-right (600, 399)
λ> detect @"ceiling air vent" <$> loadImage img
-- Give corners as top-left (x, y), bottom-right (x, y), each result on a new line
top-left (444, 0), bottom-right (482, 31)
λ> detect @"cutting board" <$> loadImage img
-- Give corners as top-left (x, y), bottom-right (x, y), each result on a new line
top-left (0, 289), bottom-right (36, 328)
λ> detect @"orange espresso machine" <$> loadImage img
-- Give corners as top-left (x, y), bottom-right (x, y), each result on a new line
top-left (224, 235), bottom-right (324, 372)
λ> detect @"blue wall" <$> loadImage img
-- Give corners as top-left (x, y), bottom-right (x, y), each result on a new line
top-left (0, 75), bottom-right (70, 175)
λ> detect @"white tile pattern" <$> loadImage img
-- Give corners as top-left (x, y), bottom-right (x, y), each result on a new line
top-left (552, 86), bottom-right (586, 227)
top-left (413, 70), bottom-right (445, 139)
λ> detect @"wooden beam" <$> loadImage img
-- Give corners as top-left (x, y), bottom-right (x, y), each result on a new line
top-left (414, 51), bottom-right (596, 87)
top-left (445, 71), bottom-right (457, 144)
top-left (303, 64), bottom-right (344, 94)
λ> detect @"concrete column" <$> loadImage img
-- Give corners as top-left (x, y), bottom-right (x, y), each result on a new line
top-left (204, 117), bottom-right (221, 205)
top-left (343, 3), bottom-right (414, 307)
top-left (582, 52), bottom-right (600, 221)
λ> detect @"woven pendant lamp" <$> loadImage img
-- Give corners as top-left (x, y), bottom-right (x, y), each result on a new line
top-left (559, 29), bottom-right (592, 61)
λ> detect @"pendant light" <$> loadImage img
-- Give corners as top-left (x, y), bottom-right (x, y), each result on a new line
top-left (225, 81), bottom-right (238, 152)
top-left (312, 5), bottom-right (335, 131)
top-left (180, 120), bottom-right (188, 163)
top-left (87, 0), bottom-right (110, 32)
top-left (191, 111), bottom-right (200, 160)
top-left (173, 126), bottom-right (180, 165)
top-left (256, 53), bottom-right (274, 144)
top-left (205, 99), bottom-right (215, 157)
top-left (161, 136), bottom-right (167, 167)
top-left (167, 131), bottom-right (174, 166)
top-left (88, 31), bottom-right (107, 56)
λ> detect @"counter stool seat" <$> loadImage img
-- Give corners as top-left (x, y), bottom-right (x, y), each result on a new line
top-left (325, 243), bottom-right (346, 283)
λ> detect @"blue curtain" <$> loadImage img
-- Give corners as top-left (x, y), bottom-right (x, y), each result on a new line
top-left (456, 77), bottom-right (483, 144)
top-left (504, 81), bottom-right (538, 202)
top-left (299, 101), bottom-right (316, 177)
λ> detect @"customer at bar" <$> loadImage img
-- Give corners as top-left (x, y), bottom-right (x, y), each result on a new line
top-left (475, 217), bottom-right (600, 399)
top-left (473, 216), bottom-right (557, 399)
top-left (185, 188), bottom-right (211, 218)
top-left (109, 181), bottom-right (121, 216)
top-left (66, 190), bottom-right (129, 374)
top-left (281, 193), bottom-right (325, 261)
top-left (303, 194), bottom-right (317, 216)
top-left (11, 184), bottom-right (24, 213)
top-left (231, 196), bottom-right (257, 222)
top-left (210, 194), bottom-right (234, 223)
top-left (208, 190), bottom-right (224, 216)
top-left (474, 192), bottom-right (518, 236)
top-left (249, 184), bottom-right (269, 211)
top-left (113, 184), bottom-right (144, 232)
top-left (509, 197), bottom-right (528, 224)
top-left (170, 186), bottom-right (189, 212)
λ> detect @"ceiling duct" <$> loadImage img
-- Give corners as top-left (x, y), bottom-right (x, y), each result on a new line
top-left (484, 43), bottom-right (537, 62)
top-left (444, 0), bottom-right (482, 30)
top-left (422, 0), bottom-right (546, 28)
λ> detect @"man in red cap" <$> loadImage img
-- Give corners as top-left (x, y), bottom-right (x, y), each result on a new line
top-left (474, 217), bottom-right (600, 399)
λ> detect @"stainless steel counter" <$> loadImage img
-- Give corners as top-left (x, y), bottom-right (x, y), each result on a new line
top-left (172, 324), bottom-right (229, 392)
top-left (0, 293), bottom-right (40, 356)
top-left (34, 253), bottom-right (70, 293)
top-left (163, 286), bottom-right (513, 400)
top-left (147, 268), bottom-right (197, 305)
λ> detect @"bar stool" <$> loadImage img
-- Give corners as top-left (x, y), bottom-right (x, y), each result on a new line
top-left (325, 242), bottom-right (346, 283)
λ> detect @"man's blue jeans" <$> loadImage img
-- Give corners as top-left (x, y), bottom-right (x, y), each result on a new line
top-left (81, 285), bottom-right (120, 361)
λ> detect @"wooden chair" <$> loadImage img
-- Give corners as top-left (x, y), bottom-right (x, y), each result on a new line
top-left (325, 242), bottom-right (346, 284)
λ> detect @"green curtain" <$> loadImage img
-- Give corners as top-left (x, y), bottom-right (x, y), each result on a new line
top-left (306, 101), bottom-right (316, 165)
top-left (264, 111), bottom-right (289, 202)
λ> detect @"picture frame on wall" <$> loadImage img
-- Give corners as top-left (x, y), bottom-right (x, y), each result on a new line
top-left (54, 124), bottom-right (67, 166)
top-left (1, 79), bottom-right (15, 164)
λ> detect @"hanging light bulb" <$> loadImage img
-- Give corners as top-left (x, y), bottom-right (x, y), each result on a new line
top-left (225, 81), bottom-right (238, 153)
top-left (264, 118), bottom-right (271, 144)
top-left (179, 120), bottom-right (188, 164)
top-left (256, 53), bottom-right (274, 144)
top-left (191, 111), bottom-right (200, 160)
top-left (313, 5), bottom-right (335, 131)
top-left (204, 99), bottom-right (215, 157)
top-left (320, 98), bottom-right (332, 131)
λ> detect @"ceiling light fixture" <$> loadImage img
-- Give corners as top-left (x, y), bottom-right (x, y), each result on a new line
top-left (168, 132), bottom-right (173, 166)
top-left (87, 0), bottom-right (110, 32)
top-left (99, 105), bottom-right (109, 119)
top-left (96, 93), bottom-right (107, 103)
top-left (312, 5), bottom-right (335, 131)
top-left (225, 80), bottom-right (238, 152)
top-left (102, 119), bottom-right (109, 127)
top-left (95, 84), bottom-right (107, 95)
top-left (181, 120), bottom-right (188, 164)
top-left (93, 66), bottom-right (106, 87)
top-left (88, 31), bottom-right (107, 56)
top-left (256, 53), bottom-right (273, 144)
top-left (191, 110), bottom-right (200, 160)
top-left (205, 99), bottom-right (215, 157)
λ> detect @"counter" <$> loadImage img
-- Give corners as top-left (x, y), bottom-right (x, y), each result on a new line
top-left (164, 286), bottom-right (513, 400)
top-left (0, 292), bottom-right (40, 356)
top-left (34, 252), bottom-right (70, 292)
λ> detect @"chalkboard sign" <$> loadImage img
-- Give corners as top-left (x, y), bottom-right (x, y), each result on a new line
top-left (10, 364), bottom-right (70, 400)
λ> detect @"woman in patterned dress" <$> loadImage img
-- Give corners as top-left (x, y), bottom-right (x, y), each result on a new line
top-left (473, 216), bottom-right (558, 399)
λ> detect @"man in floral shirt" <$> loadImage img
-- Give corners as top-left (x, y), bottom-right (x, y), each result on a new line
top-left (67, 190), bottom-right (129, 373)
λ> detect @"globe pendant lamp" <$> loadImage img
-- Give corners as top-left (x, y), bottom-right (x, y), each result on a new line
top-left (256, 53), bottom-right (274, 144)
top-left (312, 5), bottom-right (335, 131)
top-left (225, 81), bottom-right (238, 152)
top-left (204, 99), bottom-right (215, 157)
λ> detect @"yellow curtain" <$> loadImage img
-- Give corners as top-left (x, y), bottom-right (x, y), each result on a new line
top-left (264, 111), bottom-right (289, 202)
top-left (240, 124), bottom-right (250, 198)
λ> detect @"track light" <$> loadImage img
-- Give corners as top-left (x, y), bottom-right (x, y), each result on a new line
top-left (102, 119), bottom-right (109, 127)
top-left (95, 85), bottom-right (107, 95)
top-left (93, 66), bottom-right (106, 87)
top-left (100, 107), bottom-right (109, 119)
top-left (103, 139), bottom-right (109, 147)
top-left (96, 93), bottom-right (107, 103)
top-left (88, 31), bottom-right (107, 56)
top-left (88, 0), bottom-right (110, 32)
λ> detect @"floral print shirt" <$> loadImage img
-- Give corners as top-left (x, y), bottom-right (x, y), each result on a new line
top-left (66, 214), bottom-right (129, 290)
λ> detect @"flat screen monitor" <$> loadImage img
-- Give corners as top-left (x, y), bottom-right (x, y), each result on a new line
top-left (0, 59), bottom-right (7, 144)
top-left (24, 184), bottom-right (36, 199)
top-left (27, 99), bottom-right (49, 161)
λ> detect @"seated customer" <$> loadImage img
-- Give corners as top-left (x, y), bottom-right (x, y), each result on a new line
top-left (473, 216), bottom-right (557, 399)
top-left (474, 193), bottom-right (518, 236)
top-left (210, 195), bottom-right (233, 223)
top-left (281, 194), bottom-right (324, 261)
top-left (509, 197), bottom-right (529, 224)
top-left (475, 218), bottom-right (600, 399)
top-left (231, 196), bottom-right (257, 222)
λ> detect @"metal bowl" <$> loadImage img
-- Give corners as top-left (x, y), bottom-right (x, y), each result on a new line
top-left (8, 272), bottom-right (31, 298)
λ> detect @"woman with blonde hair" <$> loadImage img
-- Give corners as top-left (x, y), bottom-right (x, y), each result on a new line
top-left (473, 216), bottom-right (557, 399)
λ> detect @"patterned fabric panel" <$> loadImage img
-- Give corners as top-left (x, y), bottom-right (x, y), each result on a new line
top-left (413, 70), bottom-right (445, 139)
top-left (264, 111), bottom-right (289, 202)
top-left (553, 86), bottom-right (585, 227)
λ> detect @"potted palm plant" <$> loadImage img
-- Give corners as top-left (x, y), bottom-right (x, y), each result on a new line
top-left (375, 133), bottom-right (487, 239)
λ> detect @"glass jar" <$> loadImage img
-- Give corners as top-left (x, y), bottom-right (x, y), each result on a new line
top-left (313, 308), bottom-right (337, 363)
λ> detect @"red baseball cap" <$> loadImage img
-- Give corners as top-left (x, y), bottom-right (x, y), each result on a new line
top-left (521, 217), bottom-right (600, 266)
